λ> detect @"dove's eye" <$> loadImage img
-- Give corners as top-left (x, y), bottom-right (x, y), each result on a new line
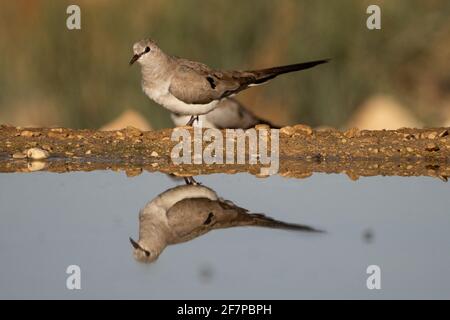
top-left (144, 46), bottom-right (150, 53)
top-left (144, 250), bottom-right (151, 257)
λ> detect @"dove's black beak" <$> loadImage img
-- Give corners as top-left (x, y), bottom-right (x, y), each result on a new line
top-left (129, 237), bottom-right (141, 249)
top-left (129, 54), bottom-right (140, 66)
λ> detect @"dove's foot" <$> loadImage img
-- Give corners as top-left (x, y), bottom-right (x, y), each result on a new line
top-left (186, 115), bottom-right (199, 126)
top-left (183, 176), bottom-right (201, 185)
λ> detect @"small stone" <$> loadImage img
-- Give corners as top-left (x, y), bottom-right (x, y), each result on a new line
top-left (27, 161), bottom-right (47, 172)
top-left (427, 132), bottom-right (438, 139)
top-left (425, 164), bottom-right (440, 171)
top-left (125, 168), bottom-right (143, 177)
top-left (296, 172), bottom-right (313, 179)
top-left (406, 147), bottom-right (414, 152)
top-left (85, 150), bottom-right (92, 155)
top-left (42, 144), bottom-right (53, 151)
top-left (255, 124), bottom-right (270, 130)
top-left (403, 133), bottom-right (414, 140)
top-left (425, 143), bottom-right (440, 152)
top-left (48, 132), bottom-right (62, 138)
top-left (151, 151), bottom-right (159, 157)
top-left (293, 124), bottom-right (313, 135)
top-left (26, 148), bottom-right (49, 160)
top-left (126, 126), bottom-right (143, 137)
top-left (344, 127), bottom-right (360, 138)
top-left (280, 126), bottom-right (295, 136)
top-left (20, 130), bottom-right (37, 137)
top-left (345, 171), bottom-right (359, 181)
top-left (341, 139), bottom-right (347, 144)
top-left (151, 163), bottom-right (159, 167)
top-left (12, 152), bottom-right (26, 159)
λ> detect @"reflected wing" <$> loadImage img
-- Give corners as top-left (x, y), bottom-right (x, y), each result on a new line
top-left (165, 197), bottom-right (221, 243)
top-left (166, 197), bottom-right (321, 244)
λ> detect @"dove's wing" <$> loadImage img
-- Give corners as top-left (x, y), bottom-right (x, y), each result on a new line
top-left (168, 60), bottom-right (248, 105)
top-left (169, 59), bottom-right (329, 105)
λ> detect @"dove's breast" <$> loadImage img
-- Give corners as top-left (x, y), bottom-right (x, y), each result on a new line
top-left (142, 79), bottom-right (219, 116)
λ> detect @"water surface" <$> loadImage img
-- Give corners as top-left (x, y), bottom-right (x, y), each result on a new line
top-left (0, 172), bottom-right (449, 299)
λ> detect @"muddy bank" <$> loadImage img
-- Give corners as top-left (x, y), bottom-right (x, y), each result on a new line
top-left (0, 124), bottom-right (449, 180)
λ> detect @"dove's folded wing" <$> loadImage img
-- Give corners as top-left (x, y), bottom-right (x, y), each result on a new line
top-left (169, 61), bottom-right (253, 104)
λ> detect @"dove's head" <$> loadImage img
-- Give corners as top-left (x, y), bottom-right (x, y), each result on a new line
top-left (129, 38), bottom-right (165, 66)
top-left (129, 237), bottom-right (161, 263)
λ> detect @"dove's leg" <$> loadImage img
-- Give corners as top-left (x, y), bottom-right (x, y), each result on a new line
top-left (186, 115), bottom-right (199, 126)
top-left (183, 176), bottom-right (201, 185)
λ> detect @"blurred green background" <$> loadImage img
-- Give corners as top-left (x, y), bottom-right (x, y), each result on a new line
top-left (0, 0), bottom-right (449, 129)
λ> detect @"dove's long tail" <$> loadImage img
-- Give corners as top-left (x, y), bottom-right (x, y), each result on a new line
top-left (249, 59), bottom-right (330, 86)
top-left (246, 213), bottom-right (323, 233)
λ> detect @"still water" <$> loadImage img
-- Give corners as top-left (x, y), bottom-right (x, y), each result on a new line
top-left (0, 171), bottom-right (449, 299)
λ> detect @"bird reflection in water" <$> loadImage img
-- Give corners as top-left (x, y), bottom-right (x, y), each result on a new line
top-left (130, 177), bottom-right (322, 263)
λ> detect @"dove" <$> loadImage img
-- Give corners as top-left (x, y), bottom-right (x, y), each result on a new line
top-left (129, 179), bottom-right (322, 263)
top-left (130, 38), bottom-right (328, 126)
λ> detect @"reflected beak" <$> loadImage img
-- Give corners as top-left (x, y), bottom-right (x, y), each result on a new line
top-left (129, 54), bottom-right (140, 66)
top-left (129, 237), bottom-right (141, 250)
